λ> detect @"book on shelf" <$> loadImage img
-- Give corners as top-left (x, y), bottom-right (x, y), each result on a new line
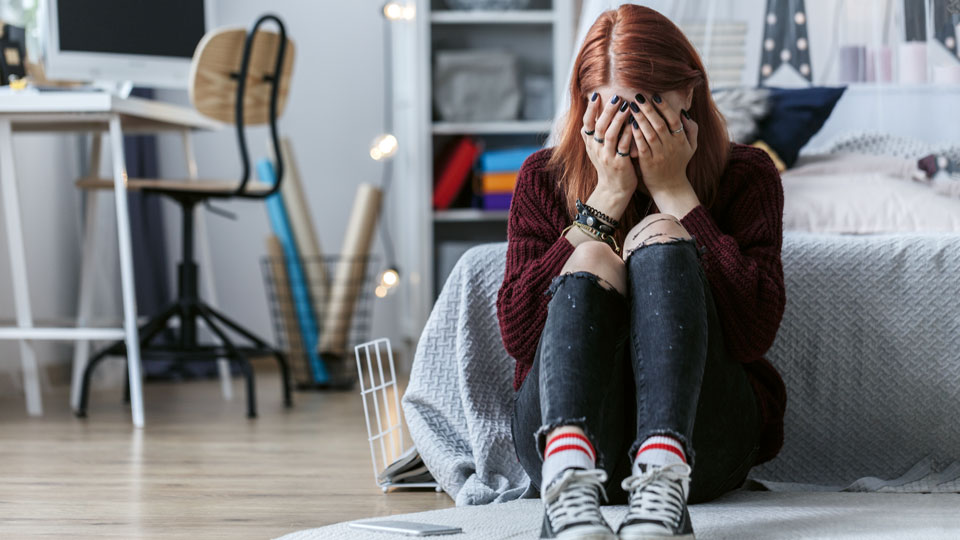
top-left (480, 171), bottom-right (518, 193)
top-left (478, 146), bottom-right (541, 173)
top-left (433, 137), bottom-right (481, 210)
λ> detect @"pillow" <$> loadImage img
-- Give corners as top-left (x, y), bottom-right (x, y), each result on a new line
top-left (711, 86), bottom-right (770, 143)
top-left (754, 86), bottom-right (846, 168)
top-left (750, 140), bottom-right (787, 172)
top-left (781, 152), bottom-right (960, 233)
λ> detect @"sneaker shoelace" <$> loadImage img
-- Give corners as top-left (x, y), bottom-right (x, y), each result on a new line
top-left (620, 462), bottom-right (691, 528)
top-left (544, 468), bottom-right (609, 532)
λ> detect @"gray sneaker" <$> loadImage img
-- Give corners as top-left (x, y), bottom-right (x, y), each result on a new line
top-left (540, 468), bottom-right (617, 540)
top-left (617, 463), bottom-right (694, 540)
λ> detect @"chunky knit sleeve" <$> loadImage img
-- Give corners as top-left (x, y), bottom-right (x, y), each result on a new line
top-left (496, 150), bottom-right (575, 389)
top-left (680, 146), bottom-right (786, 362)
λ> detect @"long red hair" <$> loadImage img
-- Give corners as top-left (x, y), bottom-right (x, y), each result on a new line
top-left (548, 4), bottom-right (730, 248)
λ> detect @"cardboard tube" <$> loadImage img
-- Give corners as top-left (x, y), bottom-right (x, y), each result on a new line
top-left (274, 137), bottom-right (330, 321)
top-left (265, 235), bottom-right (311, 386)
top-left (318, 183), bottom-right (382, 355)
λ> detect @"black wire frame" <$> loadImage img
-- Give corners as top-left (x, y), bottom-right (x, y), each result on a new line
top-left (260, 254), bottom-right (379, 388)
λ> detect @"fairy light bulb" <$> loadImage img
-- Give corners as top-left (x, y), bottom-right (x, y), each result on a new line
top-left (381, 268), bottom-right (399, 287)
top-left (369, 134), bottom-right (398, 161)
top-left (383, 2), bottom-right (415, 21)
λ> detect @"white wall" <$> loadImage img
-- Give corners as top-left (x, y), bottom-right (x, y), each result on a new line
top-left (155, 0), bottom-right (406, 368)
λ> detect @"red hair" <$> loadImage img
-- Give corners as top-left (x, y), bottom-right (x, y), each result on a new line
top-left (548, 4), bottom-right (730, 248)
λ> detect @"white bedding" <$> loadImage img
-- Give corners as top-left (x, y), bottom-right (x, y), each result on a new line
top-left (783, 134), bottom-right (960, 233)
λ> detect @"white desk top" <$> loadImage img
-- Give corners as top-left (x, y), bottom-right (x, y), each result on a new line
top-left (0, 90), bottom-right (222, 133)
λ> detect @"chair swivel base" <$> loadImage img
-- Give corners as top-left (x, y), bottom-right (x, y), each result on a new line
top-left (74, 297), bottom-right (293, 419)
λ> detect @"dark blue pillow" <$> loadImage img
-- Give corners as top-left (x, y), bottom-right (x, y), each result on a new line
top-left (755, 86), bottom-right (846, 168)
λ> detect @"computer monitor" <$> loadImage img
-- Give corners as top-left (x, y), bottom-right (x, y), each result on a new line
top-left (42, 0), bottom-right (215, 89)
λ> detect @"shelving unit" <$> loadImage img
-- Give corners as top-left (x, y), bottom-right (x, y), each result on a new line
top-left (431, 119), bottom-right (553, 135)
top-left (430, 9), bottom-right (555, 24)
top-left (388, 0), bottom-right (575, 343)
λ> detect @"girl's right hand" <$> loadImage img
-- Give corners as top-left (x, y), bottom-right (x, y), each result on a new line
top-left (581, 93), bottom-right (639, 198)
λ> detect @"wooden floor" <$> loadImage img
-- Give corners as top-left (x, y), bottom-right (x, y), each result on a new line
top-left (0, 370), bottom-right (453, 539)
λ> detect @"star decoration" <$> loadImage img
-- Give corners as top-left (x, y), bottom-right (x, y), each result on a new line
top-left (758, 0), bottom-right (813, 85)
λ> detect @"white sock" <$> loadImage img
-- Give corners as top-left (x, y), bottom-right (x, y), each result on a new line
top-left (633, 435), bottom-right (686, 476)
top-left (541, 431), bottom-right (596, 493)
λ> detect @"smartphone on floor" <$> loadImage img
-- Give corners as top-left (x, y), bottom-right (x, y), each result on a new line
top-left (348, 520), bottom-right (463, 536)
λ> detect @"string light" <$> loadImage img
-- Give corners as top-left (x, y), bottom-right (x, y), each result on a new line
top-left (369, 133), bottom-right (399, 161)
top-left (375, 267), bottom-right (400, 298)
top-left (383, 2), bottom-right (416, 21)
top-left (372, 4), bottom-right (408, 297)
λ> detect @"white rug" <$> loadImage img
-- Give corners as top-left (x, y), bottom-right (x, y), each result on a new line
top-left (277, 490), bottom-right (960, 540)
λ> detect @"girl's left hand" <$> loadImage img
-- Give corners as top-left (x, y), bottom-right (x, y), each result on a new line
top-left (629, 94), bottom-right (699, 195)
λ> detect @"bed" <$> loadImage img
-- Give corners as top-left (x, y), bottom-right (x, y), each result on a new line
top-left (401, 132), bottom-right (960, 505)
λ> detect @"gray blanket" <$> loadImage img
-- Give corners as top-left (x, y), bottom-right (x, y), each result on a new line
top-left (402, 234), bottom-right (960, 505)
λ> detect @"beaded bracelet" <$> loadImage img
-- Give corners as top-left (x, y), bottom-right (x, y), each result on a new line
top-left (575, 198), bottom-right (620, 229)
top-left (563, 221), bottom-right (620, 254)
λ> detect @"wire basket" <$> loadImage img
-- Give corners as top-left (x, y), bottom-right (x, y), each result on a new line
top-left (261, 254), bottom-right (379, 389)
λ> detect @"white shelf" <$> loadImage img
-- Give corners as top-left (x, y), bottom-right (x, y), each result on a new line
top-left (434, 209), bottom-right (509, 222)
top-left (431, 10), bottom-right (554, 24)
top-left (432, 120), bottom-right (552, 135)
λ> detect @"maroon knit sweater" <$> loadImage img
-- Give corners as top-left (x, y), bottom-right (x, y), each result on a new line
top-left (496, 143), bottom-right (787, 465)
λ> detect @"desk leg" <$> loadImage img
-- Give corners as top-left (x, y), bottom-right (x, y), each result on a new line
top-left (71, 135), bottom-right (103, 410)
top-left (108, 116), bottom-right (144, 428)
top-left (0, 119), bottom-right (42, 416)
top-left (182, 130), bottom-right (233, 401)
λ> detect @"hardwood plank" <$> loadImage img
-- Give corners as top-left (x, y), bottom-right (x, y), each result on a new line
top-left (0, 369), bottom-right (453, 538)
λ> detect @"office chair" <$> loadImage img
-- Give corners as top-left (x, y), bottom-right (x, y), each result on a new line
top-left (75, 14), bottom-right (295, 418)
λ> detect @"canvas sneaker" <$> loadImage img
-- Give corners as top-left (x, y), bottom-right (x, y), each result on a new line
top-left (540, 468), bottom-right (617, 540)
top-left (617, 462), bottom-right (694, 540)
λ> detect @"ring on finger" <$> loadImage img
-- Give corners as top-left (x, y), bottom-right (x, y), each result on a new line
top-left (593, 136), bottom-right (605, 144)
top-left (583, 129), bottom-right (595, 136)
top-left (671, 126), bottom-right (684, 134)
top-left (616, 150), bottom-right (630, 157)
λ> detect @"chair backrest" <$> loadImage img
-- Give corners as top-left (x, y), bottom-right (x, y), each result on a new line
top-left (188, 14), bottom-right (295, 198)
top-left (189, 26), bottom-right (295, 125)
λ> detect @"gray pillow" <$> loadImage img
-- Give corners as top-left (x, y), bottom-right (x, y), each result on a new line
top-left (711, 86), bottom-right (770, 143)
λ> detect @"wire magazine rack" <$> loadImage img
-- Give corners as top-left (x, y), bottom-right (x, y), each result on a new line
top-left (355, 337), bottom-right (441, 493)
top-left (261, 254), bottom-right (378, 388)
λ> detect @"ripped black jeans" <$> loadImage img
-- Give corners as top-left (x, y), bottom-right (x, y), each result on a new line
top-left (511, 239), bottom-right (761, 504)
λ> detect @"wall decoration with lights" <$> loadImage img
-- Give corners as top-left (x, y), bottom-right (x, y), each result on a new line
top-left (758, 0), bottom-right (812, 85)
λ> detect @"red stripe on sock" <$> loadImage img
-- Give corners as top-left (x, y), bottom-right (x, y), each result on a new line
top-left (547, 433), bottom-right (596, 460)
top-left (545, 444), bottom-right (595, 461)
top-left (636, 443), bottom-right (686, 463)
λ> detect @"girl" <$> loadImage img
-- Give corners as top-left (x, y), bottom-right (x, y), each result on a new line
top-left (497, 5), bottom-right (787, 539)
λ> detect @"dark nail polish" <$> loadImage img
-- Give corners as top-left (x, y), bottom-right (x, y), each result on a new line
top-left (632, 118), bottom-right (640, 129)
top-left (653, 93), bottom-right (662, 104)
top-left (591, 92), bottom-right (599, 102)
top-left (610, 95), bottom-right (620, 104)
top-left (619, 100), bottom-right (629, 112)
top-left (635, 93), bottom-right (646, 105)
top-left (682, 109), bottom-right (691, 120)
top-left (629, 101), bottom-right (640, 113)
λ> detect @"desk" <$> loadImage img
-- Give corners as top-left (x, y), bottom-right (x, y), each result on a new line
top-left (0, 91), bottom-right (220, 427)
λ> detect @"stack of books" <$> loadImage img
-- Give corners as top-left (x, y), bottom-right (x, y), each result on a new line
top-left (477, 146), bottom-right (541, 210)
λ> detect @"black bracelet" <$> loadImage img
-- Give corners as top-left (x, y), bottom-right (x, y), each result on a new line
top-left (574, 211), bottom-right (615, 235)
top-left (576, 198), bottom-right (620, 229)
